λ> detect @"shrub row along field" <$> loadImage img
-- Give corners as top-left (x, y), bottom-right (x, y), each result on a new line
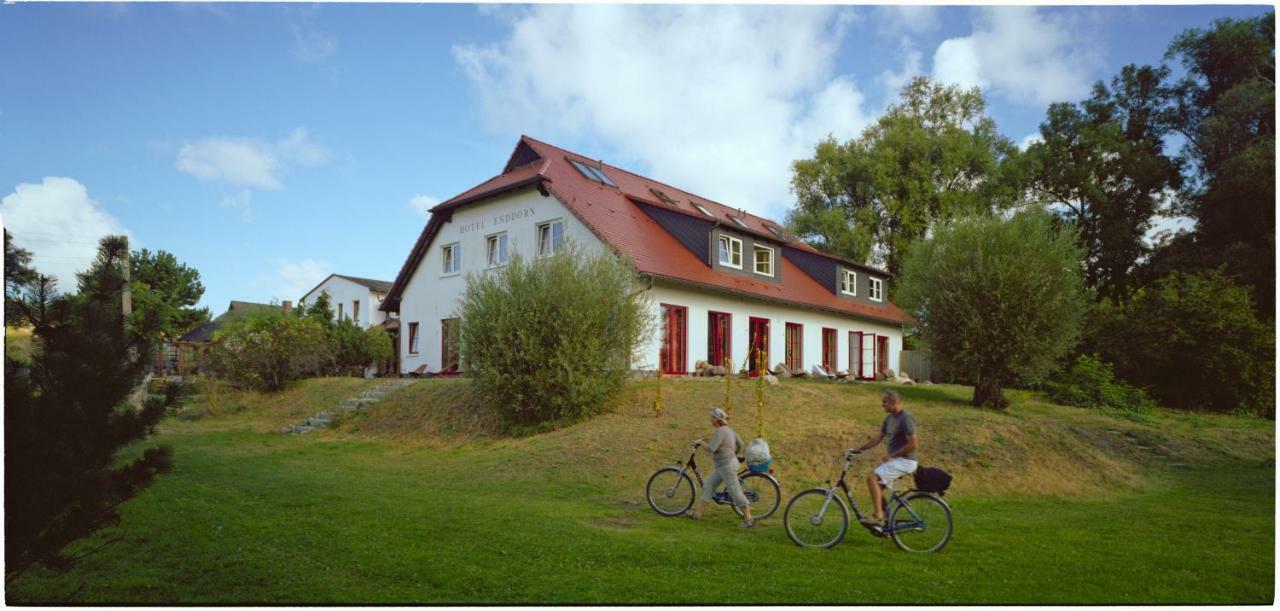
top-left (8, 377), bottom-right (1273, 604)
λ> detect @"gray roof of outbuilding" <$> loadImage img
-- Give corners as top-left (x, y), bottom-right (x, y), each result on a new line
top-left (178, 300), bottom-right (280, 342)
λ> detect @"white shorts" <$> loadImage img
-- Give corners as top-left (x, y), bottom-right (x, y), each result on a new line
top-left (874, 458), bottom-right (918, 488)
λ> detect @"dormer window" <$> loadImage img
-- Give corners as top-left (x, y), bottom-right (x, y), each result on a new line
top-left (870, 277), bottom-right (884, 302)
top-left (718, 235), bottom-right (742, 269)
top-left (840, 269), bottom-right (857, 296)
top-left (692, 202), bottom-right (715, 218)
top-left (764, 225), bottom-right (790, 242)
top-left (727, 214), bottom-right (750, 230)
top-left (753, 245), bottom-right (774, 277)
top-left (569, 159), bottom-right (617, 187)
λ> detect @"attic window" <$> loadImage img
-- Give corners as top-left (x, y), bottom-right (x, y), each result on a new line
top-left (649, 188), bottom-right (679, 207)
top-left (764, 224), bottom-right (790, 242)
top-left (691, 202), bottom-right (715, 218)
top-left (569, 159), bottom-right (617, 187)
top-left (727, 214), bottom-right (750, 230)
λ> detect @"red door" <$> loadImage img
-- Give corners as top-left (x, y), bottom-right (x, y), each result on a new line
top-left (877, 335), bottom-right (889, 377)
top-left (785, 323), bottom-right (803, 371)
top-left (748, 317), bottom-right (770, 376)
top-left (660, 304), bottom-right (688, 374)
top-left (708, 311), bottom-right (732, 369)
top-left (822, 328), bottom-right (837, 373)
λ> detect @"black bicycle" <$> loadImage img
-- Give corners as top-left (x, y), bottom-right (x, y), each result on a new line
top-left (783, 449), bottom-right (952, 552)
top-left (646, 440), bottom-right (782, 520)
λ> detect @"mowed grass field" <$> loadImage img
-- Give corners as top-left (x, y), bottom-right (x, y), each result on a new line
top-left (7, 377), bottom-right (1274, 604)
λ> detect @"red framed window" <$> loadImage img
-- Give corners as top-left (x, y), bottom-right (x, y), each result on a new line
top-left (408, 322), bottom-right (420, 354)
top-left (785, 323), bottom-right (803, 371)
top-left (660, 304), bottom-right (688, 375)
top-left (877, 335), bottom-right (889, 376)
top-left (822, 327), bottom-right (837, 373)
top-left (708, 311), bottom-right (732, 369)
top-left (748, 317), bottom-right (770, 375)
top-left (441, 318), bottom-right (460, 371)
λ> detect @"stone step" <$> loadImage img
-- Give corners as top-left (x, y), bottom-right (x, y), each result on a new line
top-left (306, 417), bottom-right (332, 428)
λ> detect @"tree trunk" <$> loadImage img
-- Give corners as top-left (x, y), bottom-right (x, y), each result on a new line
top-left (972, 374), bottom-right (1007, 409)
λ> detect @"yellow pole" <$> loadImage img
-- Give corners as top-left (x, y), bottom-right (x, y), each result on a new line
top-left (723, 356), bottom-right (733, 413)
top-left (653, 367), bottom-right (663, 417)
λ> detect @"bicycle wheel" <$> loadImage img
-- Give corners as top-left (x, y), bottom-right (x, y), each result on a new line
top-left (783, 488), bottom-right (849, 548)
top-left (734, 473), bottom-right (781, 520)
top-left (889, 492), bottom-right (952, 553)
top-left (646, 467), bottom-right (696, 517)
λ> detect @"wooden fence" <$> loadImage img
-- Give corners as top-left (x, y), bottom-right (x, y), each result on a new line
top-left (898, 349), bottom-right (939, 383)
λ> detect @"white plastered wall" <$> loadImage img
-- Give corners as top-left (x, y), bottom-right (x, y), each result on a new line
top-left (299, 276), bottom-right (388, 329)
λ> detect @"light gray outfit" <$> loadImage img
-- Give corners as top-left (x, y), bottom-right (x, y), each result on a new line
top-left (701, 426), bottom-right (748, 507)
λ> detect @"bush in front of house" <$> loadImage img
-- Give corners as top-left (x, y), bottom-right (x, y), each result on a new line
top-left (325, 319), bottom-right (394, 376)
top-left (1046, 354), bottom-right (1154, 414)
top-left (1084, 269), bottom-right (1275, 417)
top-left (206, 311), bottom-right (330, 391)
top-left (459, 244), bottom-right (652, 430)
top-left (896, 209), bottom-right (1088, 409)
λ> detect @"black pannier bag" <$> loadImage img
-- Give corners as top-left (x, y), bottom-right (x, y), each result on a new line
top-left (914, 467), bottom-right (952, 495)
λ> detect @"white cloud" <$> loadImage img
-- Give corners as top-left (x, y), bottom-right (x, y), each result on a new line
top-left (876, 5), bottom-right (941, 37)
top-left (175, 128), bottom-right (332, 200)
top-left (408, 194), bottom-right (441, 219)
top-left (258, 258), bottom-right (332, 303)
top-left (1, 177), bottom-right (132, 289)
top-left (290, 23), bottom-right (337, 62)
top-left (453, 5), bottom-right (873, 218)
top-left (176, 137), bottom-right (282, 190)
top-left (219, 189), bottom-right (254, 222)
top-left (1018, 132), bottom-right (1043, 151)
top-left (276, 128), bottom-right (331, 166)
top-left (932, 7), bottom-right (1102, 107)
top-left (878, 39), bottom-right (924, 104)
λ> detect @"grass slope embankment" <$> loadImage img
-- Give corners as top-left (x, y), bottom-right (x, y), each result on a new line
top-left (7, 377), bottom-right (1274, 604)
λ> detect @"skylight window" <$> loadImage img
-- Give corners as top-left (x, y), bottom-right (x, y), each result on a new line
top-left (649, 188), bottom-right (678, 207)
top-left (764, 225), bottom-right (790, 242)
top-left (727, 214), bottom-right (749, 230)
top-left (692, 202), bottom-right (715, 218)
top-left (569, 159), bottom-right (617, 187)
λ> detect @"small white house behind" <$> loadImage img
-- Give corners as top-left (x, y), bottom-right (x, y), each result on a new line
top-left (299, 274), bottom-right (395, 329)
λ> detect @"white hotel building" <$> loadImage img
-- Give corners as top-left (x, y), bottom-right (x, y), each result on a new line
top-left (380, 136), bottom-right (910, 378)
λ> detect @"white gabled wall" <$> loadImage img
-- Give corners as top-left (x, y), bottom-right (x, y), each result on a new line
top-left (396, 188), bottom-right (603, 373)
top-left (300, 276), bottom-right (388, 329)
top-left (635, 280), bottom-right (902, 378)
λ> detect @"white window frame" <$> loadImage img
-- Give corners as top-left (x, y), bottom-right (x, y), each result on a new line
top-left (442, 243), bottom-right (461, 276)
top-left (718, 235), bottom-right (742, 269)
top-left (692, 202), bottom-right (714, 218)
top-left (840, 269), bottom-right (857, 296)
top-left (753, 245), bottom-right (774, 277)
top-left (537, 219), bottom-right (564, 256)
top-left (486, 232), bottom-right (509, 268)
top-left (869, 277), bottom-right (884, 302)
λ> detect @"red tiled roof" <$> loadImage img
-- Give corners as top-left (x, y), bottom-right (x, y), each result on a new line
top-left (383, 136), bottom-right (910, 326)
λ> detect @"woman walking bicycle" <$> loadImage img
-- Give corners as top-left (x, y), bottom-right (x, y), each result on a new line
top-left (687, 407), bottom-right (755, 527)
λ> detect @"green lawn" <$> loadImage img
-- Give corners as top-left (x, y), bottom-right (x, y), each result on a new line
top-left (7, 379), bottom-right (1274, 604)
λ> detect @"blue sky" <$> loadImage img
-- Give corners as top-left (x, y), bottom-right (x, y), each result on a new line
top-left (0, 3), bottom-right (1271, 314)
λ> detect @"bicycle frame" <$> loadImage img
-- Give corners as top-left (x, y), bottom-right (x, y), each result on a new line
top-left (811, 455), bottom-right (928, 535)
top-left (672, 446), bottom-right (763, 506)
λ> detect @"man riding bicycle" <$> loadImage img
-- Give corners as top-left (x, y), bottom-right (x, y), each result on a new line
top-left (851, 390), bottom-right (917, 526)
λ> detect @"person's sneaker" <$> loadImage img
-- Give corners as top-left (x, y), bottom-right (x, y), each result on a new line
top-left (739, 519), bottom-right (755, 528)
top-left (686, 513), bottom-right (701, 521)
top-left (859, 514), bottom-right (884, 525)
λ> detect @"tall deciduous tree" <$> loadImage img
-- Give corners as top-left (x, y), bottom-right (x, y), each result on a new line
top-left (896, 210), bottom-right (1087, 408)
top-left (1025, 65), bottom-right (1183, 304)
top-left (129, 248), bottom-right (211, 339)
top-left (789, 77), bottom-right (1020, 277)
top-left (1165, 12), bottom-right (1275, 315)
top-left (5, 236), bottom-right (173, 580)
top-left (4, 229), bottom-right (38, 325)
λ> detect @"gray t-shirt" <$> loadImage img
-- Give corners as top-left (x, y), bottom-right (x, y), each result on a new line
top-left (881, 410), bottom-right (918, 461)
top-left (707, 426), bottom-right (745, 469)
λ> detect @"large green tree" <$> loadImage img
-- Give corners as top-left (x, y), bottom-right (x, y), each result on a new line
top-left (129, 248), bottom-right (211, 339)
top-left (1165, 12), bottom-right (1275, 315)
top-left (789, 77), bottom-right (1021, 277)
top-left (4, 229), bottom-right (38, 325)
top-left (896, 210), bottom-right (1087, 408)
top-left (1025, 65), bottom-right (1183, 304)
top-left (5, 236), bottom-right (173, 580)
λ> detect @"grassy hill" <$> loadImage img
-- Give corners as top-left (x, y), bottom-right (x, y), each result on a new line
top-left (7, 376), bottom-right (1274, 604)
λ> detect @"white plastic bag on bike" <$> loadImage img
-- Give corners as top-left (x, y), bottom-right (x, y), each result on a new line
top-left (745, 438), bottom-right (771, 472)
